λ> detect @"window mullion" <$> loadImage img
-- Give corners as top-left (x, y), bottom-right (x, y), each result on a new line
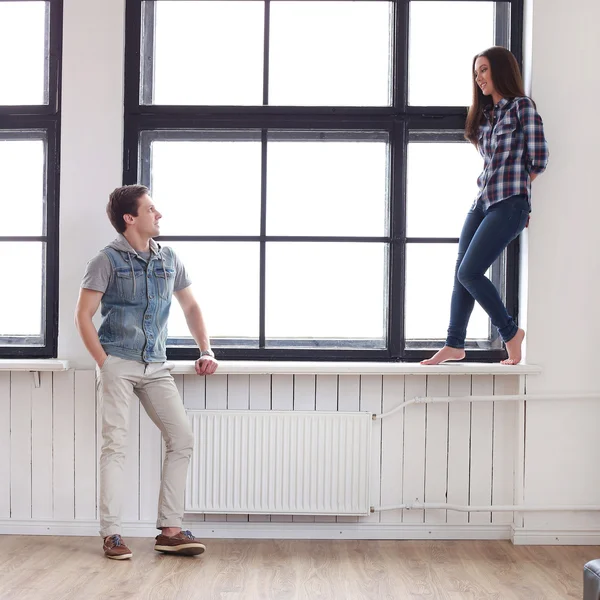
top-left (259, 129), bottom-right (268, 348)
top-left (388, 118), bottom-right (406, 359)
top-left (494, 2), bottom-right (511, 48)
top-left (263, 0), bottom-right (270, 106)
top-left (140, 0), bottom-right (156, 105)
top-left (393, 0), bottom-right (409, 112)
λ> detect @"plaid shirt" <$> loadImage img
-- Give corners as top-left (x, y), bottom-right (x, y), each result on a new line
top-left (475, 96), bottom-right (549, 210)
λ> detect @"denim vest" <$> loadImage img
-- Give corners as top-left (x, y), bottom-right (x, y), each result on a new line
top-left (98, 244), bottom-right (176, 363)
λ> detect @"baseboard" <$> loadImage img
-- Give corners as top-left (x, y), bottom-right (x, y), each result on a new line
top-left (0, 519), bottom-right (511, 540)
top-left (7, 520), bottom-right (599, 545)
top-left (512, 526), bottom-right (600, 545)
top-left (6, 520), bottom-right (599, 545)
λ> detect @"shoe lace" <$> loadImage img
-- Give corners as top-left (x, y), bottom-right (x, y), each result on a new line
top-left (181, 530), bottom-right (194, 540)
top-left (109, 535), bottom-right (123, 547)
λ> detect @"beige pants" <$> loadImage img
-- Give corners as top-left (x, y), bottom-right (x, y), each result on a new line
top-left (97, 355), bottom-right (193, 537)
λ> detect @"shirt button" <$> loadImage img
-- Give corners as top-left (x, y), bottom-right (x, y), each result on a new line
top-left (145, 315), bottom-right (151, 320)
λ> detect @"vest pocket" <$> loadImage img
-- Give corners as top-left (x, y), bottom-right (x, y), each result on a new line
top-left (154, 266), bottom-right (175, 299)
top-left (115, 266), bottom-right (145, 301)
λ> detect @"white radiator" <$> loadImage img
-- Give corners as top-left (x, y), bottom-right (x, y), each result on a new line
top-left (185, 410), bottom-right (372, 516)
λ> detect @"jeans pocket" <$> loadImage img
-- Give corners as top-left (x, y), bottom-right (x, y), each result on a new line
top-left (511, 209), bottom-right (530, 240)
top-left (518, 209), bottom-right (529, 230)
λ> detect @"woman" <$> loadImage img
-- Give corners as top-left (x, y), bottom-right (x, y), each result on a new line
top-left (422, 46), bottom-right (548, 366)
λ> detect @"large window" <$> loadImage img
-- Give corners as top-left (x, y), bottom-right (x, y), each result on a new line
top-left (124, 0), bottom-right (523, 361)
top-left (0, 0), bottom-right (62, 358)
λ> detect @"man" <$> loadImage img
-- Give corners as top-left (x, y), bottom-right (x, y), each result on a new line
top-left (75, 185), bottom-right (218, 560)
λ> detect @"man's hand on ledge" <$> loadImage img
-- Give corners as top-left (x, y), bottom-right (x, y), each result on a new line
top-left (195, 356), bottom-right (218, 376)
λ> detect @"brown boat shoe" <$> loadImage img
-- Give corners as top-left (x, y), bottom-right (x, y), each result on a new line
top-left (103, 534), bottom-right (133, 560)
top-left (154, 530), bottom-right (206, 556)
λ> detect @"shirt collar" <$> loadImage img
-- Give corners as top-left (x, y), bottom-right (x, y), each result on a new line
top-left (483, 97), bottom-right (511, 114)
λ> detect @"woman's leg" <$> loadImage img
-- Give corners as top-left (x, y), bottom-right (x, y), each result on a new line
top-left (455, 197), bottom-right (528, 338)
top-left (421, 203), bottom-right (485, 365)
top-left (422, 195), bottom-right (529, 365)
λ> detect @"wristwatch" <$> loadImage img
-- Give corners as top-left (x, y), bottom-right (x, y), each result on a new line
top-left (198, 349), bottom-right (215, 359)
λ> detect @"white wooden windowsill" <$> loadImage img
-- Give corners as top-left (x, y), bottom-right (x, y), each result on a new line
top-left (0, 359), bottom-right (70, 372)
top-left (167, 361), bottom-right (541, 376)
top-left (0, 359), bottom-right (541, 377)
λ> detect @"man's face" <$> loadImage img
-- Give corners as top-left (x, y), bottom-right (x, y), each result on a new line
top-left (126, 193), bottom-right (162, 237)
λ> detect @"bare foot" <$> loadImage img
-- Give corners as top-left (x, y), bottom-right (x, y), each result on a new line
top-left (421, 346), bottom-right (466, 365)
top-left (501, 328), bottom-right (525, 365)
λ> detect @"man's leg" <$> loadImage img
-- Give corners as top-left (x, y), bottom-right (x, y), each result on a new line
top-left (136, 364), bottom-right (193, 530)
top-left (97, 356), bottom-right (141, 540)
top-left (136, 363), bottom-right (205, 555)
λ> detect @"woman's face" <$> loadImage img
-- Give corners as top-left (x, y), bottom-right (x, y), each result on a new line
top-left (474, 56), bottom-right (496, 98)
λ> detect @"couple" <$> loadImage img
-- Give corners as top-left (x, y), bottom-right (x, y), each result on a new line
top-left (76, 46), bottom-right (548, 560)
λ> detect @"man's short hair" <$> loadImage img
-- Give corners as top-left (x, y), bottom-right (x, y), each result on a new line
top-left (106, 185), bottom-right (149, 234)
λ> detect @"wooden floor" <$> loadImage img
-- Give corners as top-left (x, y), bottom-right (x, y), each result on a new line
top-left (0, 536), bottom-right (597, 600)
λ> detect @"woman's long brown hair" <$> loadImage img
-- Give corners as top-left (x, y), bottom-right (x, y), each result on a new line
top-left (465, 46), bottom-right (527, 145)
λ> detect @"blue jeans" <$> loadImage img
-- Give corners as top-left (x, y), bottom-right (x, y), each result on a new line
top-left (446, 194), bottom-right (530, 349)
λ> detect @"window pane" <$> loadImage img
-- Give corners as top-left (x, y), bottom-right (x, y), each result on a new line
top-left (150, 1), bottom-right (264, 105)
top-left (409, 2), bottom-right (498, 106)
top-left (405, 244), bottom-right (488, 341)
top-left (406, 141), bottom-right (482, 238)
top-left (269, 1), bottom-right (392, 106)
top-left (149, 135), bottom-right (262, 236)
top-left (0, 137), bottom-right (45, 236)
top-left (267, 132), bottom-right (389, 237)
top-left (0, 242), bottom-right (43, 338)
top-left (166, 242), bottom-right (260, 341)
top-left (0, 2), bottom-right (47, 105)
top-left (266, 243), bottom-right (387, 343)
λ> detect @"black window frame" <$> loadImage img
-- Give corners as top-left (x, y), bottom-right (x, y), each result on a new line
top-left (123, 0), bottom-right (524, 362)
top-left (0, 0), bottom-right (62, 358)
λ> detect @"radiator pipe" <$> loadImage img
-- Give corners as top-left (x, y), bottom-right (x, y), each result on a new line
top-left (373, 502), bottom-right (600, 513)
top-left (373, 393), bottom-right (600, 421)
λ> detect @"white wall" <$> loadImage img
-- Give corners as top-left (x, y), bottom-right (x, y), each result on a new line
top-left (520, 0), bottom-right (600, 535)
top-left (526, 0), bottom-right (600, 391)
top-left (0, 371), bottom-right (521, 539)
top-left (58, 0), bottom-right (125, 368)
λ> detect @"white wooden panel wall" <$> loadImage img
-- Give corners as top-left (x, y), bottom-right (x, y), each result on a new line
top-left (0, 370), bottom-right (520, 531)
top-left (0, 373), bottom-right (10, 518)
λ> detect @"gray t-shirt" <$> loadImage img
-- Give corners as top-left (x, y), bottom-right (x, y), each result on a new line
top-left (81, 247), bottom-right (192, 294)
